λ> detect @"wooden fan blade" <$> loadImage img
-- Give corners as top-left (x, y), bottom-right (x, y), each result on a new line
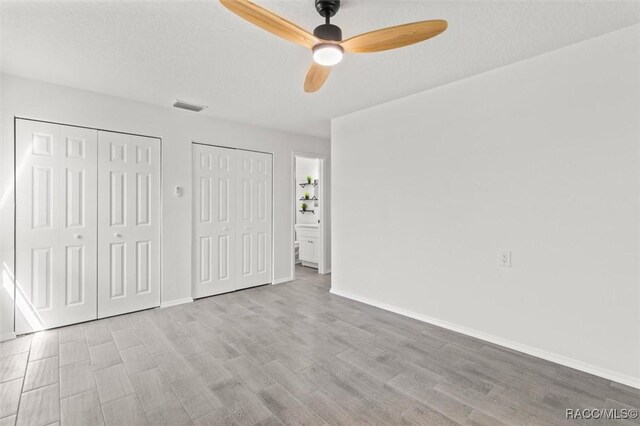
top-left (304, 63), bottom-right (332, 93)
top-left (220, 0), bottom-right (318, 49)
top-left (341, 20), bottom-right (447, 53)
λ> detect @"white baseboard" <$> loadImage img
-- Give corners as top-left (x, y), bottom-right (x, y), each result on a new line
top-left (273, 276), bottom-right (293, 285)
top-left (330, 288), bottom-right (640, 390)
top-left (160, 297), bottom-right (193, 308)
top-left (0, 332), bottom-right (16, 343)
top-left (320, 268), bottom-right (331, 275)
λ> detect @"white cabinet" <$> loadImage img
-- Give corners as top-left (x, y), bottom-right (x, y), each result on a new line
top-left (192, 144), bottom-right (272, 298)
top-left (299, 237), bottom-right (319, 264)
top-left (296, 225), bottom-right (319, 267)
top-left (15, 119), bottom-right (161, 334)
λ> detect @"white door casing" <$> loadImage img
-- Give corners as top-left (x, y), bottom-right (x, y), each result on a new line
top-left (192, 145), bottom-right (237, 298)
top-left (235, 149), bottom-right (272, 290)
top-left (97, 131), bottom-right (161, 318)
top-left (16, 120), bottom-right (98, 333)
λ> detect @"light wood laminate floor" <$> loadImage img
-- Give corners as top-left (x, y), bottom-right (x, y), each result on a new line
top-left (0, 265), bottom-right (638, 425)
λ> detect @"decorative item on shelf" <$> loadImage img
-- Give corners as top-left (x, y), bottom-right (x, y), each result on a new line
top-left (304, 192), bottom-right (310, 200)
top-left (299, 203), bottom-right (315, 214)
top-left (306, 176), bottom-right (312, 184)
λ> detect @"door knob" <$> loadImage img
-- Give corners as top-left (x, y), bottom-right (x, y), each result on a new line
top-left (114, 233), bottom-right (122, 238)
top-left (74, 234), bottom-right (81, 239)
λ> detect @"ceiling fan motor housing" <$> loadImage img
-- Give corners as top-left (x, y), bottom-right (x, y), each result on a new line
top-left (314, 24), bottom-right (342, 42)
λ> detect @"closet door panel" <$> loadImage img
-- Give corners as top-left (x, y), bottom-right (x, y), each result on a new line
top-left (235, 150), bottom-right (272, 290)
top-left (15, 120), bottom-right (98, 333)
top-left (98, 131), bottom-right (160, 318)
top-left (192, 144), bottom-right (236, 298)
top-left (59, 125), bottom-right (98, 324)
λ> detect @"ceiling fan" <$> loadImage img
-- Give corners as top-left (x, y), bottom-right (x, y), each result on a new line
top-left (220, 0), bottom-right (447, 93)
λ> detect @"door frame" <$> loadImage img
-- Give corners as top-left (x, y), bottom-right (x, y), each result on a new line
top-left (291, 152), bottom-right (328, 280)
top-left (191, 142), bottom-right (275, 295)
top-left (12, 117), bottom-right (164, 333)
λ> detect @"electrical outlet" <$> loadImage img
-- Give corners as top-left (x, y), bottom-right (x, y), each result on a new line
top-left (499, 250), bottom-right (511, 267)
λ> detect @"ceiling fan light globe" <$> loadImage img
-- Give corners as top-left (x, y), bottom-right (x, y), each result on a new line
top-left (312, 44), bottom-right (344, 66)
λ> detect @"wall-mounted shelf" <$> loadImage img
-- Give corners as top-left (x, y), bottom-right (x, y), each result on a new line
top-left (299, 210), bottom-right (315, 214)
top-left (299, 196), bottom-right (318, 201)
top-left (299, 182), bottom-right (318, 188)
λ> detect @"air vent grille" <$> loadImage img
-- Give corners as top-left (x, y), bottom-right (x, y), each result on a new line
top-left (173, 100), bottom-right (207, 112)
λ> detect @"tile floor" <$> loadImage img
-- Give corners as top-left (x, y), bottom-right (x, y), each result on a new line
top-left (0, 265), bottom-right (638, 425)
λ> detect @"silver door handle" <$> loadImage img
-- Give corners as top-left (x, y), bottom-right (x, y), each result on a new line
top-left (74, 234), bottom-right (82, 239)
top-left (114, 233), bottom-right (122, 238)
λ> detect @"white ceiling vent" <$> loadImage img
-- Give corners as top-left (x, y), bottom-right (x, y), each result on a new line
top-left (173, 100), bottom-right (207, 112)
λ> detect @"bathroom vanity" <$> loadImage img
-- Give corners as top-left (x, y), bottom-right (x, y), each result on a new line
top-left (295, 224), bottom-right (320, 268)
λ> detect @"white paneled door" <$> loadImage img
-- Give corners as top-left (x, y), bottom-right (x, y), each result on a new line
top-left (192, 144), bottom-right (272, 298)
top-left (235, 149), bottom-right (272, 290)
top-left (192, 145), bottom-right (236, 298)
top-left (97, 131), bottom-right (161, 318)
top-left (16, 120), bottom-right (98, 333)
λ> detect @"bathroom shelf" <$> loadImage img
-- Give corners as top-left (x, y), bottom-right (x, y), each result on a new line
top-left (298, 182), bottom-right (318, 188)
top-left (299, 196), bottom-right (318, 201)
top-left (299, 210), bottom-right (315, 214)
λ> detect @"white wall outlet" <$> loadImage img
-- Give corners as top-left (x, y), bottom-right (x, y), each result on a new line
top-left (499, 250), bottom-right (512, 267)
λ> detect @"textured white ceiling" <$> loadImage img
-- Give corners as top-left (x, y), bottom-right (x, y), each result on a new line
top-left (2, 0), bottom-right (639, 138)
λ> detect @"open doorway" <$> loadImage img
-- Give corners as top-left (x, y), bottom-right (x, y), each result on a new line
top-left (292, 153), bottom-right (327, 279)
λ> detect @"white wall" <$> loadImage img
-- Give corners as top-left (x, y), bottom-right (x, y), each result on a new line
top-left (0, 73), bottom-right (330, 340)
top-left (296, 157), bottom-right (319, 225)
top-left (331, 24), bottom-right (640, 387)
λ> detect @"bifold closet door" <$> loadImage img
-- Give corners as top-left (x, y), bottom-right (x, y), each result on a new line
top-left (15, 120), bottom-right (98, 334)
top-left (192, 145), bottom-right (237, 298)
top-left (97, 131), bottom-right (161, 318)
top-left (236, 149), bottom-right (272, 290)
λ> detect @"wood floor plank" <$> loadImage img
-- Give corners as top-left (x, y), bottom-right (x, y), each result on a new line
top-left (0, 352), bottom-right (28, 384)
top-left (59, 338), bottom-right (90, 367)
top-left (257, 384), bottom-right (324, 426)
top-left (60, 358), bottom-right (96, 398)
top-left (60, 388), bottom-right (104, 426)
top-left (147, 399), bottom-right (193, 426)
top-left (0, 415), bottom-right (16, 426)
top-left (0, 335), bottom-right (30, 359)
top-left (102, 394), bottom-right (149, 426)
top-left (89, 341), bottom-right (122, 371)
top-left (22, 356), bottom-right (58, 392)
top-left (301, 389), bottom-right (369, 425)
top-left (29, 332), bottom-right (57, 361)
top-left (130, 368), bottom-right (178, 413)
top-left (261, 360), bottom-right (317, 399)
top-left (224, 356), bottom-right (276, 393)
top-left (17, 383), bottom-right (59, 426)
top-left (389, 373), bottom-right (473, 423)
top-left (84, 322), bottom-right (113, 348)
top-left (94, 363), bottom-right (135, 404)
top-left (120, 345), bottom-right (156, 376)
top-left (0, 378), bottom-right (22, 419)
